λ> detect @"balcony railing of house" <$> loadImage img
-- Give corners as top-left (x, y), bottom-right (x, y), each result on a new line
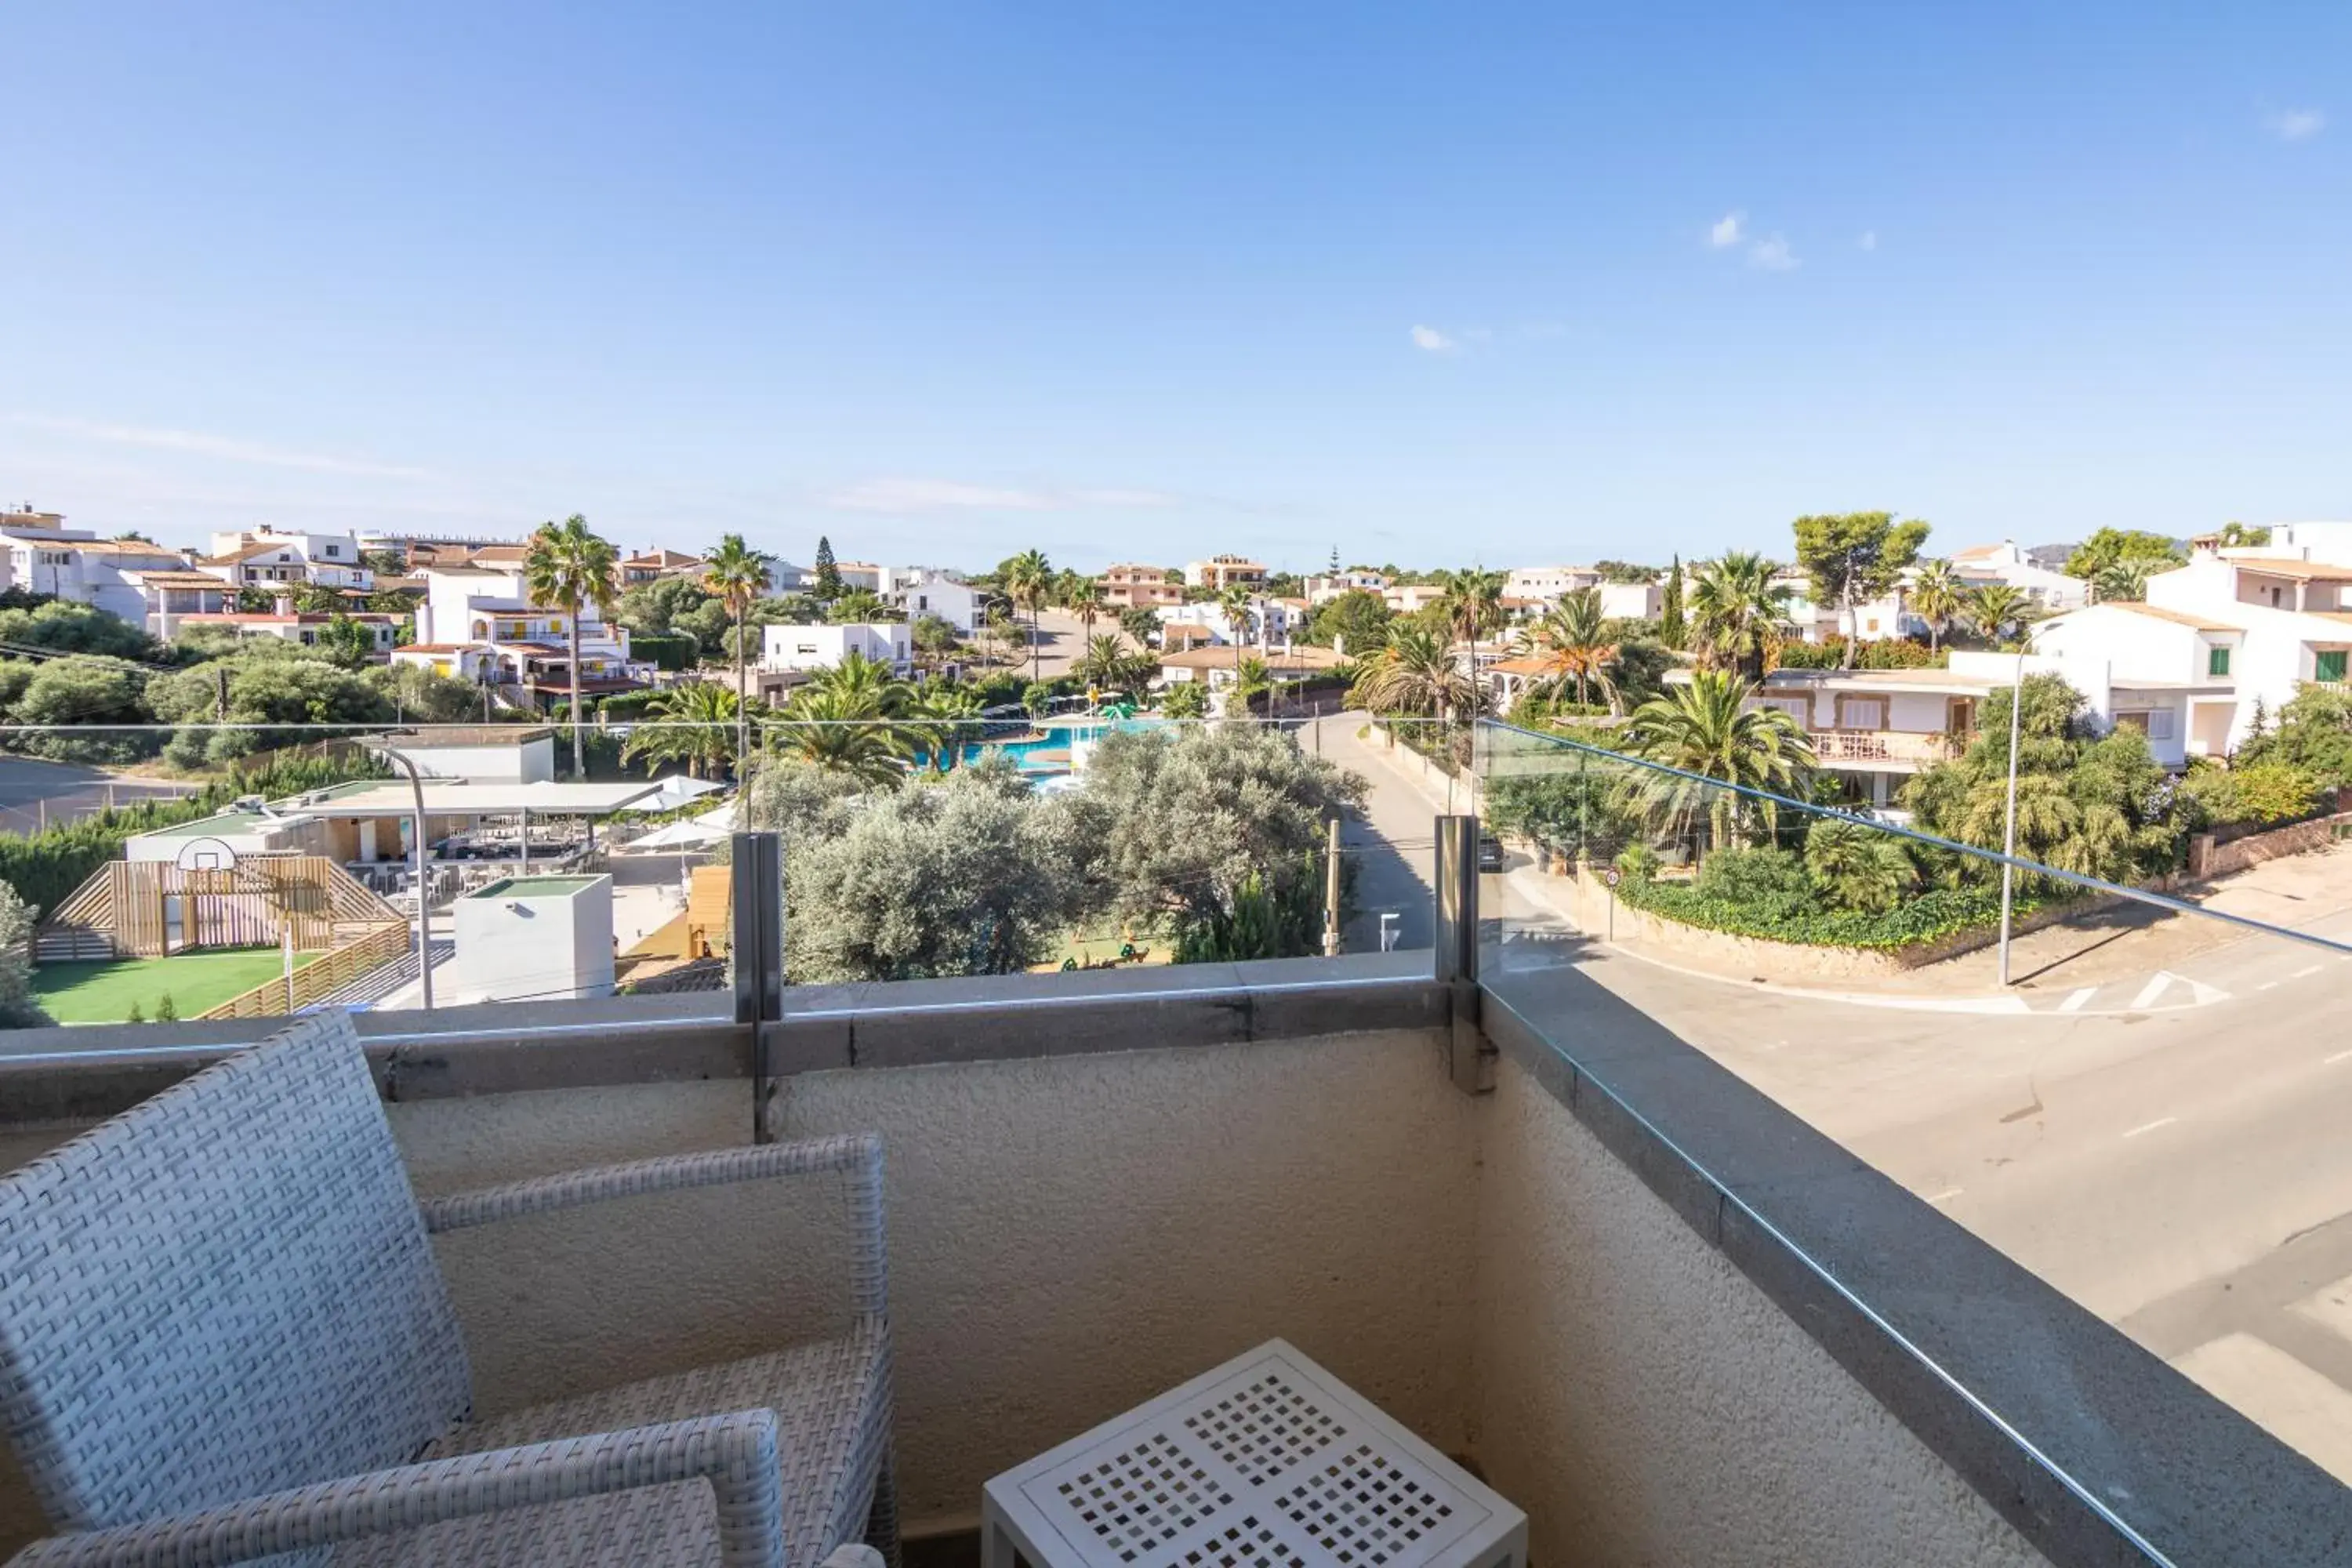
top-left (4, 717), bottom-right (2352, 1566)
top-left (1809, 727), bottom-right (1965, 765)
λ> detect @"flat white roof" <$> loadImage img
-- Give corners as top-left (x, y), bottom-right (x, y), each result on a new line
top-left (276, 781), bottom-right (663, 818)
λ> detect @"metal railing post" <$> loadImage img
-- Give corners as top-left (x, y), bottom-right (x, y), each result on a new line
top-left (1432, 814), bottom-right (1492, 1094)
top-left (732, 831), bottom-right (785, 1142)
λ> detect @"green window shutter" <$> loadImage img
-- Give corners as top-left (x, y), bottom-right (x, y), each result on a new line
top-left (2208, 646), bottom-right (2230, 677)
top-left (2318, 651), bottom-right (2347, 683)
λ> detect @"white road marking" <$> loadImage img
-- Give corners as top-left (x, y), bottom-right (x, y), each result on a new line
top-left (2129, 972), bottom-right (2175, 1010)
top-left (1923, 1188), bottom-right (1963, 1205)
top-left (2292, 964), bottom-right (2325, 980)
top-left (2057, 987), bottom-right (2096, 1014)
top-left (2172, 1335), bottom-right (2352, 1486)
top-left (2325, 1049), bottom-right (2352, 1066)
top-left (2122, 1116), bottom-right (2178, 1139)
top-left (2259, 981), bottom-right (2280, 991)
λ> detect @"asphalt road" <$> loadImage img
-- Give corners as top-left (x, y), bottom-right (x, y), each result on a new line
top-left (1323, 710), bottom-right (2352, 1486)
top-left (0, 757), bottom-right (198, 837)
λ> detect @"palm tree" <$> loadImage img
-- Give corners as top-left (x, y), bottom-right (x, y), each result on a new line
top-left (905, 684), bottom-right (984, 772)
top-left (1351, 621), bottom-right (1475, 724)
top-left (2092, 559), bottom-right (2152, 604)
top-left (524, 514), bottom-right (619, 778)
top-left (1065, 576), bottom-right (1105, 639)
top-left (1217, 583), bottom-right (1259, 685)
top-left (1529, 588), bottom-right (1619, 711)
top-left (771, 688), bottom-right (909, 784)
top-left (827, 588), bottom-right (889, 622)
top-left (1436, 567), bottom-right (1507, 688)
top-left (1908, 560), bottom-right (1966, 655)
top-left (1075, 632), bottom-right (1146, 692)
top-left (1621, 670), bottom-right (1816, 853)
top-left (620, 680), bottom-right (742, 779)
top-left (1802, 817), bottom-right (1915, 913)
top-left (701, 533), bottom-right (769, 766)
top-left (806, 648), bottom-right (910, 715)
top-left (1969, 583), bottom-right (2032, 644)
top-left (1003, 550), bottom-right (1053, 684)
top-left (1233, 655), bottom-right (1273, 714)
top-left (1686, 552), bottom-right (1792, 677)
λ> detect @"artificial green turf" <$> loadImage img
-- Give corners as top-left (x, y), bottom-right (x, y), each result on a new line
top-left (32, 949), bottom-right (325, 1024)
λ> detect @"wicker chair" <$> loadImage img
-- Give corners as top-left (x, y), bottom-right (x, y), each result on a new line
top-left (0, 1011), bottom-right (896, 1567)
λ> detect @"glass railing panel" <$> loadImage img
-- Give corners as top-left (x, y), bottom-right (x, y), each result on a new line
top-left (745, 710), bottom-right (1431, 982)
top-left (0, 705), bottom-right (1432, 1031)
top-left (1473, 712), bottom-right (2352, 1496)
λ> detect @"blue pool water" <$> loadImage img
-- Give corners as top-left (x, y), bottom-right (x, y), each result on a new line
top-left (935, 717), bottom-right (1164, 775)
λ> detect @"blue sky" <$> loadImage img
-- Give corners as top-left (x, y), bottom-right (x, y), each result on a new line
top-left (0, 4), bottom-right (2343, 574)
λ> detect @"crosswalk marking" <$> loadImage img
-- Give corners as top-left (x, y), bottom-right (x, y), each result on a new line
top-left (2172, 1334), bottom-right (2352, 1486)
top-left (2058, 987), bottom-right (2096, 1013)
top-left (2288, 1272), bottom-right (2352, 1345)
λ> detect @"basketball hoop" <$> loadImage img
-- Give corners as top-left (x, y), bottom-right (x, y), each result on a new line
top-left (172, 837), bottom-right (241, 873)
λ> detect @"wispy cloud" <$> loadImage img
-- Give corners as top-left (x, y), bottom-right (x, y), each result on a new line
top-left (1708, 212), bottom-right (1745, 249)
top-left (5, 413), bottom-right (430, 479)
top-left (1858, 230), bottom-right (1878, 252)
top-left (821, 477), bottom-right (1179, 514)
top-left (1747, 234), bottom-right (1799, 271)
top-left (1410, 325), bottom-right (1457, 353)
top-left (2266, 107), bottom-right (2325, 142)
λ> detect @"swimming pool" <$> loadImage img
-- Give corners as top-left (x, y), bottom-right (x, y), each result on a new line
top-left (934, 717), bottom-right (1166, 775)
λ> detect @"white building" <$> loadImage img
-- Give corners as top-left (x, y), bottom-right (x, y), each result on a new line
top-left (1599, 582), bottom-right (1661, 620)
top-left (1944, 540), bottom-right (2087, 612)
top-left (1183, 555), bottom-right (1269, 591)
top-left (765, 560), bottom-right (812, 594)
top-left (397, 561), bottom-right (647, 708)
top-left (126, 568), bottom-right (237, 639)
top-left (1502, 565), bottom-right (1603, 602)
top-left (1160, 598), bottom-right (1305, 648)
top-left (1733, 655), bottom-right (2027, 808)
top-left (1305, 570), bottom-right (1387, 604)
top-left (198, 528), bottom-right (375, 591)
top-left (2, 533), bottom-right (192, 623)
top-left (761, 621), bottom-right (911, 674)
top-left (1384, 584), bottom-right (1446, 615)
top-left (887, 569), bottom-right (985, 634)
top-left (2027, 542), bottom-right (2352, 764)
top-left (831, 561), bottom-right (888, 593)
top-left (365, 727), bottom-right (557, 786)
top-left (177, 607), bottom-right (403, 657)
top-left (446, 874), bottom-right (616, 1005)
top-left (1773, 567), bottom-right (1912, 645)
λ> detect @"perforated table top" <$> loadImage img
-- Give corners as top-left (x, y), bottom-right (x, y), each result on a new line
top-left (984, 1341), bottom-right (1526, 1568)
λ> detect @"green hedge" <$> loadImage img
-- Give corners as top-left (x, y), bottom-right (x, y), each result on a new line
top-left (1617, 876), bottom-right (2050, 951)
top-left (630, 633), bottom-right (698, 671)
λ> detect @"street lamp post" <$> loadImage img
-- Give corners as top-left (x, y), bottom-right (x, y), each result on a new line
top-left (380, 747), bottom-right (435, 1010)
top-left (1997, 647), bottom-right (2026, 986)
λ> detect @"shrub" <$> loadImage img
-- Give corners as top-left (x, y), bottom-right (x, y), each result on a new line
top-left (2182, 760), bottom-right (2322, 828)
top-left (1613, 842), bottom-right (1660, 884)
top-left (1802, 817), bottom-right (1917, 913)
top-left (630, 633), bottom-right (698, 672)
top-left (1693, 845), bottom-right (1812, 913)
top-left (1620, 876), bottom-right (2045, 950)
top-left (1775, 636), bottom-right (1944, 670)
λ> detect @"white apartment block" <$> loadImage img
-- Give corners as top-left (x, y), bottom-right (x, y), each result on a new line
top-left (1160, 598), bottom-right (1304, 648)
top-left (830, 561), bottom-right (888, 593)
top-left (199, 528), bottom-right (375, 591)
top-left (3, 533), bottom-right (191, 625)
top-left (1384, 584), bottom-right (1446, 614)
top-left (1944, 540), bottom-right (2087, 611)
top-left (761, 620), bottom-right (911, 675)
top-left (1502, 564), bottom-right (1603, 602)
top-left (1773, 567), bottom-right (1911, 645)
top-left (886, 568), bottom-right (985, 634)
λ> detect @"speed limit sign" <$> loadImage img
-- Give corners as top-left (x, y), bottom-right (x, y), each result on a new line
top-left (1603, 866), bottom-right (1621, 888)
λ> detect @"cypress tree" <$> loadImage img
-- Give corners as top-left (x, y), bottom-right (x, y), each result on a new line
top-left (813, 536), bottom-right (843, 601)
top-left (1660, 555), bottom-right (1686, 649)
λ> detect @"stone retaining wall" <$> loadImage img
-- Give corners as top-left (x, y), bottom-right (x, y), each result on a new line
top-left (2187, 811), bottom-right (2352, 880)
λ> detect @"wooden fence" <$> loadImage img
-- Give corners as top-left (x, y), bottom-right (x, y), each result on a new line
top-left (198, 921), bottom-right (412, 1020)
top-left (38, 855), bottom-right (405, 961)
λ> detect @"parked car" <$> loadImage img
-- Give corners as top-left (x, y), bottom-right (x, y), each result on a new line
top-left (1478, 833), bottom-right (1504, 873)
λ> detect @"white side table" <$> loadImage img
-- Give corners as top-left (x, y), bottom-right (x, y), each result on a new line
top-left (984, 1340), bottom-right (1526, 1568)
